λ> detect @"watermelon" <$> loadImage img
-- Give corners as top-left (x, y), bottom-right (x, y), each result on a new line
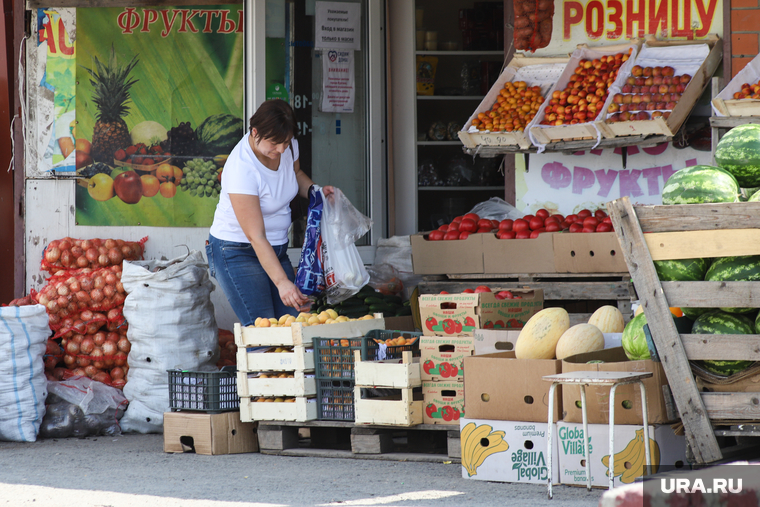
top-left (756, 311), bottom-right (760, 334)
top-left (742, 187), bottom-right (760, 201)
top-left (195, 114), bottom-right (244, 156)
top-left (681, 308), bottom-right (710, 321)
top-left (661, 165), bottom-right (740, 205)
top-left (705, 256), bottom-right (760, 314)
top-left (654, 258), bottom-right (709, 282)
top-left (621, 312), bottom-right (650, 360)
top-left (750, 189), bottom-right (760, 202)
top-left (714, 124), bottom-right (760, 188)
top-left (692, 310), bottom-right (755, 376)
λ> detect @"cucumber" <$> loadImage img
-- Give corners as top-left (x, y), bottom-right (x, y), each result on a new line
top-left (381, 294), bottom-right (403, 305)
top-left (357, 285), bottom-right (377, 296)
top-left (368, 303), bottom-right (394, 313)
top-left (338, 305), bottom-right (369, 316)
top-left (364, 297), bottom-right (386, 305)
top-left (394, 306), bottom-right (412, 316)
top-left (340, 299), bottom-right (367, 308)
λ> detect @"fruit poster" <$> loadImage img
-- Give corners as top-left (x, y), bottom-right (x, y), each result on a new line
top-left (75, 5), bottom-right (244, 227)
top-left (515, 143), bottom-right (712, 215)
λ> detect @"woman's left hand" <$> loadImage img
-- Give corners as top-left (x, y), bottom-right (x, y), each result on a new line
top-left (322, 185), bottom-right (336, 198)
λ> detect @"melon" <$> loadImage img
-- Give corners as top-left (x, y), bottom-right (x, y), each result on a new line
top-left (555, 324), bottom-right (604, 360)
top-left (514, 308), bottom-right (570, 360)
top-left (661, 165), bottom-right (740, 205)
top-left (714, 123), bottom-right (760, 188)
top-left (130, 121), bottom-right (168, 146)
top-left (588, 305), bottom-right (625, 333)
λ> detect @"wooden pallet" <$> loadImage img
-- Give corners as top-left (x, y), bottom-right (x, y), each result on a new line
top-left (255, 419), bottom-right (460, 462)
top-left (607, 197), bottom-right (760, 465)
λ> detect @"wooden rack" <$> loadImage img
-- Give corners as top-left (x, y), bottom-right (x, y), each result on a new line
top-left (607, 197), bottom-right (760, 464)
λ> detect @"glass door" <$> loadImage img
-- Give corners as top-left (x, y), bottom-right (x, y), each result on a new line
top-left (248, 0), bottom-right (386, 253)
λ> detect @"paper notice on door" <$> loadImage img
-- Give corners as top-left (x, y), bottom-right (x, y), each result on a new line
top-left (321, 49), bottom-right (355, 113)
top-left (315, 1), bottom-right (361, 50)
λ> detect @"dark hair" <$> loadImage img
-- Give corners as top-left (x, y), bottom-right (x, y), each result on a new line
top-left (248, 99), bottom-right (297, 144)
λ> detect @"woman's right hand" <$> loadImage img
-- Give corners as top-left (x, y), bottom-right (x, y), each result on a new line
top-left (277, 279), bottom-right (311, 312)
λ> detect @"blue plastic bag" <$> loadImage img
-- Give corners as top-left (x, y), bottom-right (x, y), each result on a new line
top-left (295, 186), bottom-right (325, 297)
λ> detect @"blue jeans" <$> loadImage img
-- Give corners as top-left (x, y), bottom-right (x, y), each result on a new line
top-left (205, 234), bottom-right (298, 326)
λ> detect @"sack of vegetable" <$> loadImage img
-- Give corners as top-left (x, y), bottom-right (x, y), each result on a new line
top-left (41, 237), bottom-right (147, 274)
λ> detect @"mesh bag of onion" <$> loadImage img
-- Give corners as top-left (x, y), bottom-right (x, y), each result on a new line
top-left (41, 237), bottom-right (147, 274)
top-left (57, 323), bottom-right (131, 389)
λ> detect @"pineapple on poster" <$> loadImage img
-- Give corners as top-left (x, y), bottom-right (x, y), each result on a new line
top-left (75, 6), bottom-right (244, 227)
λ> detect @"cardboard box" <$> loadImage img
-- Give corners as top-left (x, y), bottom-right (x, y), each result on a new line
top-left (460, 418), bottom-right (559, 484)
top-left (410, 233), bottom-right (484, 275)
top-left (423, 380), bottom-right (465, 425)
top-left (482, 232), bottom-right (556, 274)
top-left (383, 316), bottom-right (417, 332)
top-left (479, 290), bottom-right (543, 330)
top-left (561, 348), bottom-right (677, 425)
top-left (473, 329), bottom-right (520, 355)
top-left (553, 232), bottom-right (628, 273)
top-left (464, 351), bottom-right (562, 422)
top-left (712, 52), bottom-right (760, 117)
top-left (557, 421), bottom-right (686, 488)
top-left (163, 411), bottom-right (258, 455)
top-left (418, 290), bottom-right (543, 337)
top-left (420, 335), bottom-right (474, 381)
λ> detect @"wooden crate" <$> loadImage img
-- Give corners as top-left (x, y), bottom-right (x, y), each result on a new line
top-left (607, 198), bottom-right (760, 465)
top-left (457, 54), bottom-right (569, 150)
top-left (237, 370), bottom-right (317, 398)
top-left (712, 52), bottom-right (760, 117)
top-left (236, 346), bottom-right (315, 372)
top-left (239, 396), bottom-right (318, 422)
top-left (599, 35), bottom-right (722, 139)
top-left (233, 317), bottom-right (384, 348)
top-left (529, 40), bottom-right (641, 146)
top-left (353, 387), bottom-right (423, 427)
top-left (353, 350), bottom-right (422, 389)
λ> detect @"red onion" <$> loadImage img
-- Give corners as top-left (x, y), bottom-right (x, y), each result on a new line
top-left (117, 337), bottom-right (131, 353)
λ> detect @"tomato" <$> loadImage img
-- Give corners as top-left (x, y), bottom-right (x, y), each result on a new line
top-left (513, 219), bottom-right (529, 232)
top-left (498, 219), bottom-right (514, 231)
top-left (552, 214), bottom-right (565, 223)
top-left (443, 231), bottom-right (460, 240)
top-left (583, 216), bottom-right (600, 228)
top-left (497, 290), bottom-right (514, 299)
top-left (494, 293), bottom-right (505, 300)
top-left (569, 223), bottom-right (583, 233)
top-left (464, 316), bottom-right (476, 327)
top-left (559, 220), bottom-right (572, 230)
top-left (603, 216), bottom-right (612, 224)
top-left (459, 218), bottom-right (477, 232)
top-left (530, 228), bottom-right (545, 238)
top-left (578, 209), bottom-right (592, 219)
top-left (458, 231), bottom-right (470, 240)
top-left (574, 215), bottom-right (585, 224)
top-left (454, 321), bottom-right (463, 333)
top-left (439, 291), bottom-right (449, 294)
top-left (545, 222), bottom-right (561, 232)
top-left (442, 320), bottom-right (456, 334)
top-left (582, 226), bottom-right (596, 233)
top-left (439, 362), bottom-right (451, 377)
top-left (438, 224), bottom-right (448, 231)
top-left (566, 214), bottom-right (578, 223)
top-left (425, 317), bottom-right (437, 331)
top-left (516, 230), bottom-right (531, 239)
top-left (447, 222), bottom-right (460, 231)
top-left (490, 219), bottom-right (499, 229)
top-left (544, 215), bottom-right (560, 224)
top-left (535, 208), bottom-right (550, 219)
top-left (452, 216), bottom-right (464, 223)
top-left (474, 285), bottom-right (492, 293)
top-left (477, 218), bottom-right (493, 230)
top-left (428, 230), bottom-right (444, 241)
top-left (463, 288), bottom-right (475, 293)
top-left (523, 214), bottom-right (535, 222)
top-left (441, 405), bottom-right (454, 421)
top-left (594, 209), bottom-right (608, 220)
top-left (596, 222), bottom-right (613, 232)
top-left (425, 403), bottom-right (437, 417)
top-left (476, 227), bottom-right (492, 233)
top-left (529, 216), bottom-right (545, 230)
top-left (497, 230), bottom-right (516, 239)
top-left (464, 213), bottom-right (480, 221)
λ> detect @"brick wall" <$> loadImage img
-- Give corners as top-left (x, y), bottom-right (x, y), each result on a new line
top-left (731, 0), bottom-right (760, 77)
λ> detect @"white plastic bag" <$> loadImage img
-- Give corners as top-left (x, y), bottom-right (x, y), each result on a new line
top-left (0, 305), bottom-right (49, 442)
top-left (320, 188), bottom-right (372, 304)
top-left (119, 250), bottom-right (219, 433)
top-left (467, 197), bottom-right (523, 221)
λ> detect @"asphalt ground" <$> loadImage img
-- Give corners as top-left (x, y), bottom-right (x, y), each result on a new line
top-left (0, 433), bottom-right (602, 507)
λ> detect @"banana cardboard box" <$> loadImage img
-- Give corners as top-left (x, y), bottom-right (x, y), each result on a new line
top-left (459, 418), bottom-right (559, 484)
top-left (556, 421), bottom-right (686, 488)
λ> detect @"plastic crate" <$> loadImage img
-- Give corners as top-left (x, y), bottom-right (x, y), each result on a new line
top-left (317, 378), bottom-right (355, 421)
top-left (313, 330), bottom-right (422, 379)
top-left (168, 366), bottom-right (239, 413)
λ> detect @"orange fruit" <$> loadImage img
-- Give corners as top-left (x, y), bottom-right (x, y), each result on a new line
top-left (159, 182), bottom-right (177, 198)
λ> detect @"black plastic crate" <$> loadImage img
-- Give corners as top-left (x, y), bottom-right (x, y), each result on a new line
top-left (317, 378), bottom-right (355, 421)
top-left (313, 330), bottom-right (421, 379)
top-left (167, 366), bottom-right (238, 413)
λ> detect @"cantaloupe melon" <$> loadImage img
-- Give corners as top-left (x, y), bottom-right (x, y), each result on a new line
top-left (514, 307), bottom-right (570, 359)
top-left (588, 305), bottom-right (625, 333)
top-left (555, 323), bottom-right (604, 360)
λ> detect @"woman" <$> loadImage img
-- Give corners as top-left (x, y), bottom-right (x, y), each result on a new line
top-left (206, 99), bottom-right (334, 326)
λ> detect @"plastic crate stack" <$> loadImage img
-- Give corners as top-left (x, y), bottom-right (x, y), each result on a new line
top-left (167, 366), bottom-right (239, 413)
top-left (234, 323), bottom-right (318, 422)
top-left (314, 330), bottom-right (422, 422)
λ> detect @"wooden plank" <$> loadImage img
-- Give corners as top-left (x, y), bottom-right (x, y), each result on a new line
top-left (237, 371), bottom-right (317, 398)
top-left (236, 347), bottom-right (315, 372)
top-left (711, 116), bottom-right (760, 128)
top-left (354, 350), bottom-right (422, 389)
top-left (634, 202), bottom-right (760, 232)
top-left (681, 334), bottom-right (760, 360)
top-left (703, 392), bottom-right (760, 420)
top-left (256, 425), bottom-right (300, 451)
top-left (235, 318), bottom-right (385, 347)
top-left (607, 196), bottom-right (722, 464)
top-left (462, 134), bottom-right (672, 157)
top-left (645, 230), bottom-right (760, 260)
top-left (354, 388), bottom-right (423, 426)
top-left (350, 427), bottom-right (394, 454)
top-left (661, 281), bottom-right (760, 308)
top-left (418, 280), bottom-right (631, 300)
top-left (239, 397), bottom-right (318, 423)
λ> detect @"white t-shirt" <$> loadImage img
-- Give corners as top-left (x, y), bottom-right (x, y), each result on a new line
top-left (209, 134), bottom-right (299, 245)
